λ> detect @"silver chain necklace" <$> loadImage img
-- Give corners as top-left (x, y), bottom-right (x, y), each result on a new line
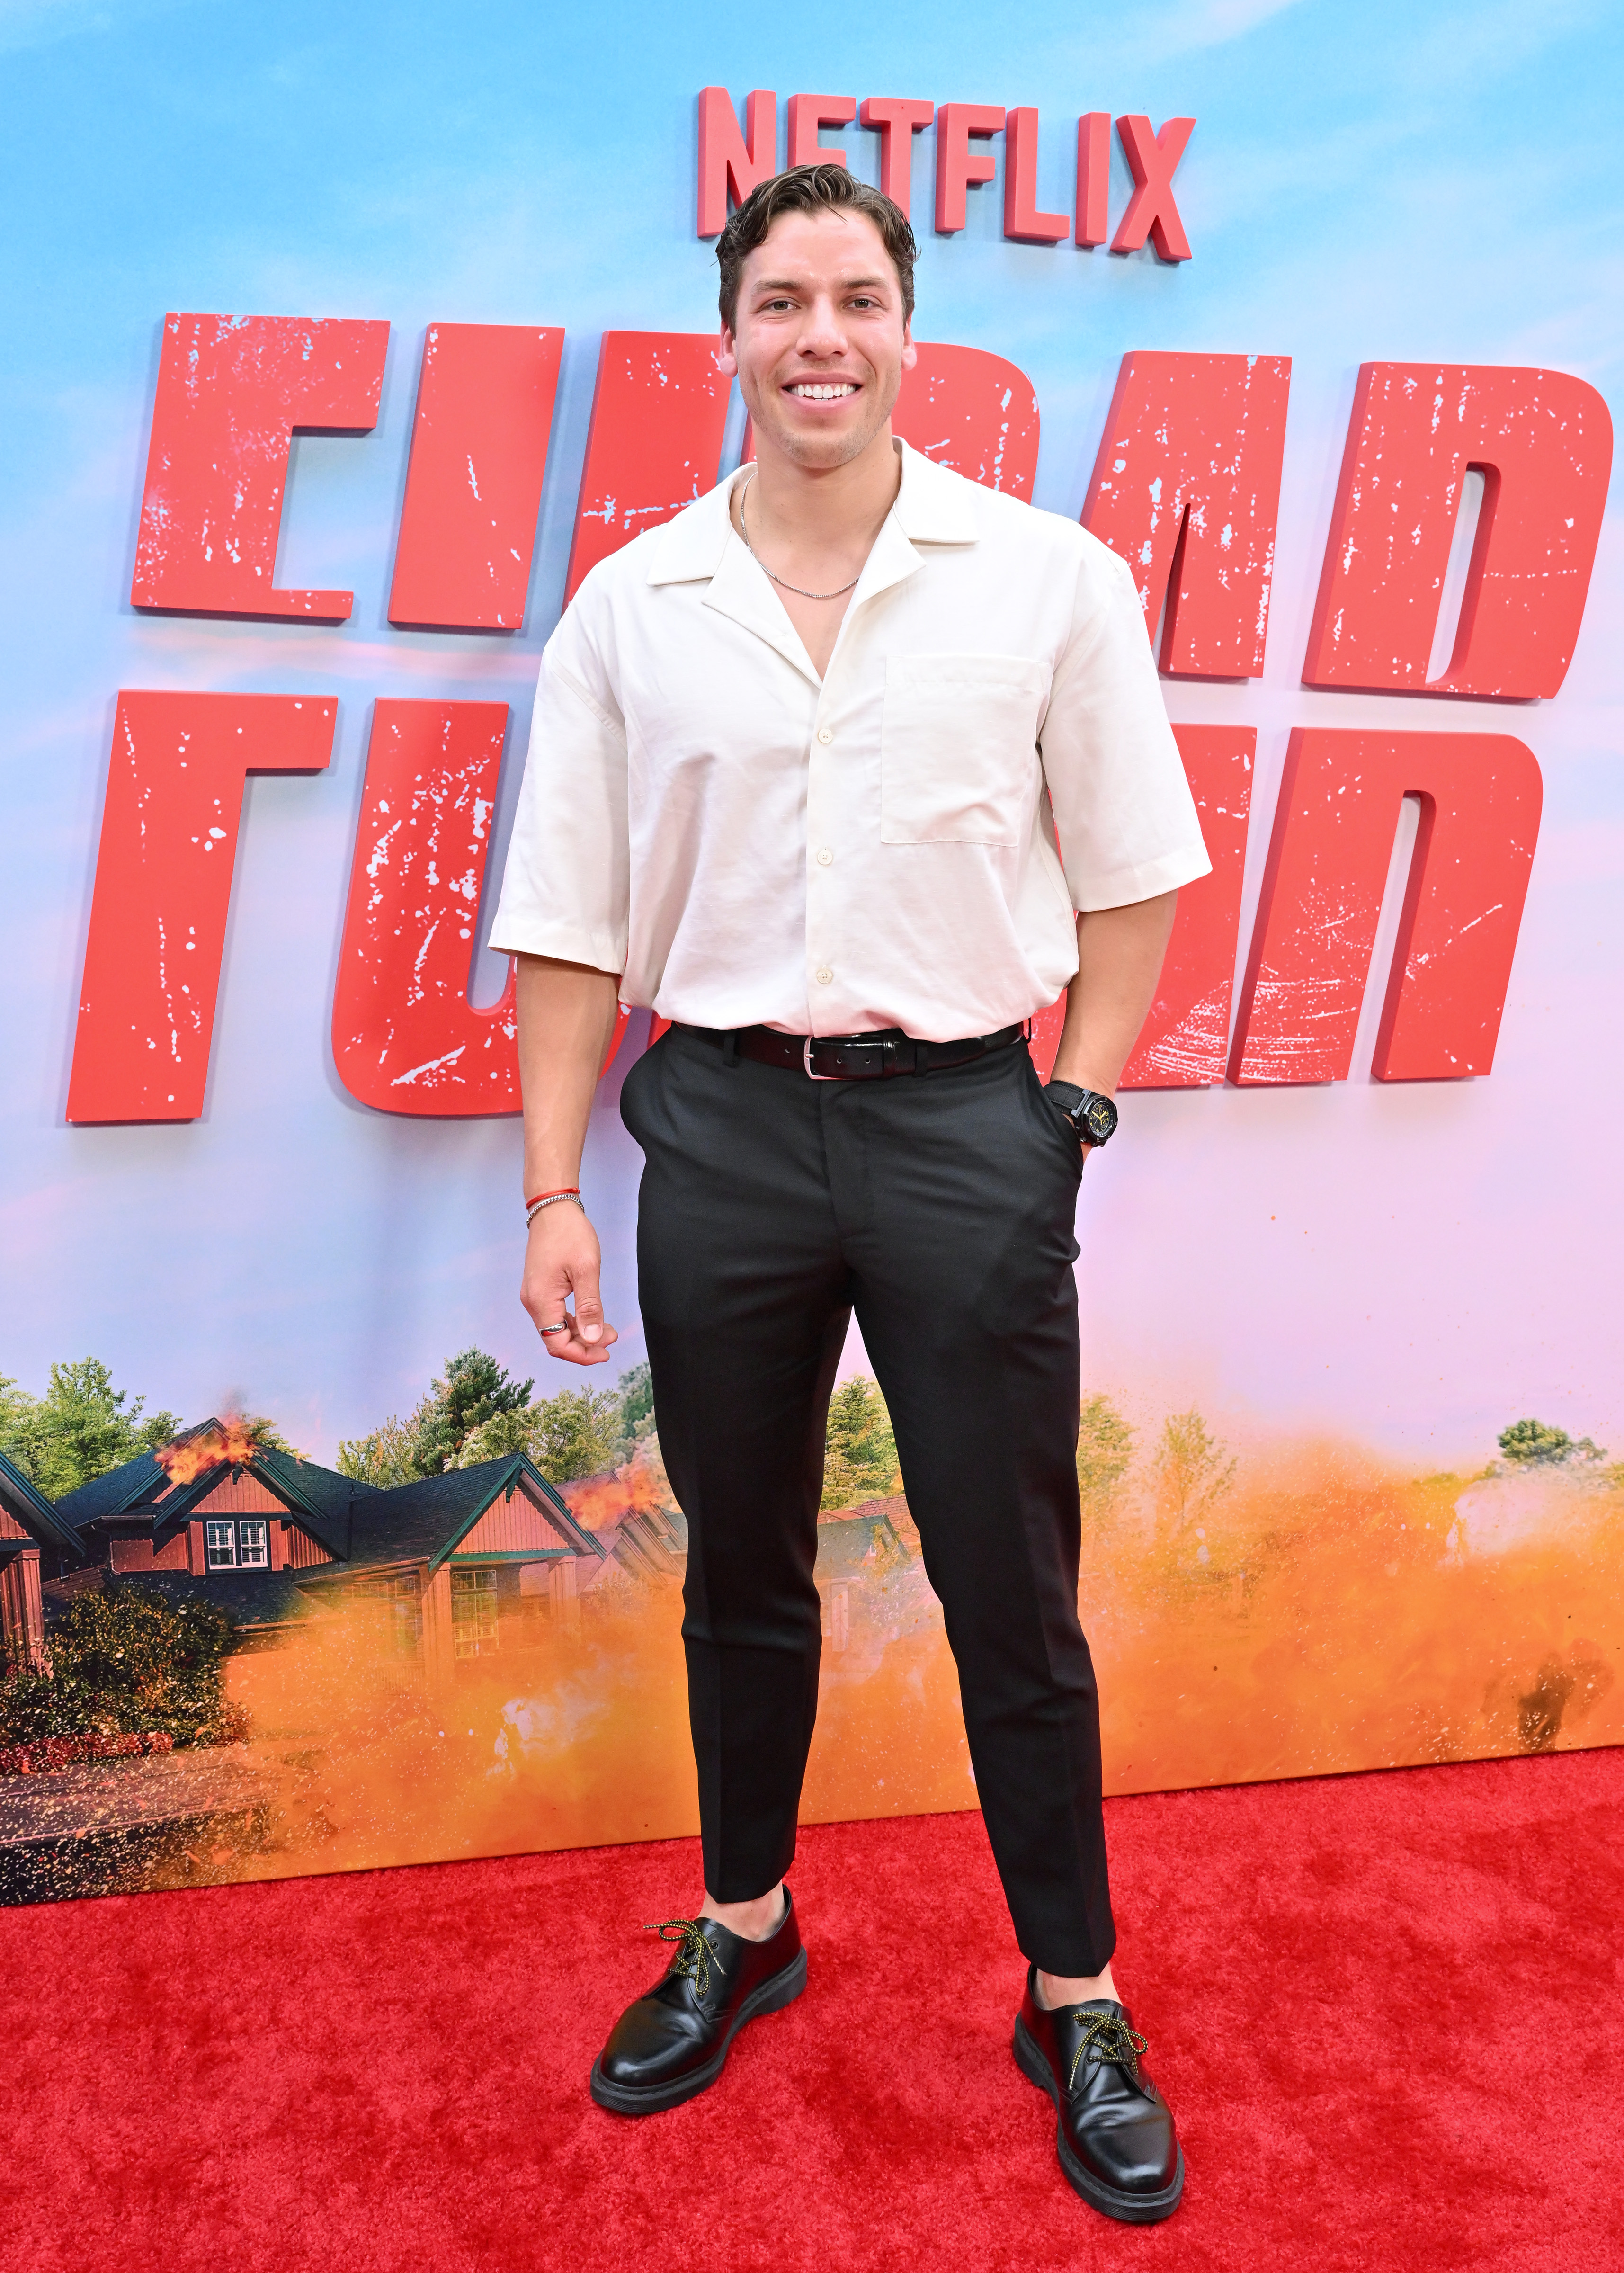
top-left (738, 475), bottom-right (862, 602)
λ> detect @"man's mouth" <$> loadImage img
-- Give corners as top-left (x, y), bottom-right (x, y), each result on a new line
top-left (786, 381), bottom-right (859, 401)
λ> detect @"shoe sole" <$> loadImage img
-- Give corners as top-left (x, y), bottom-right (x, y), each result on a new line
top-left (1012, 2014), bottom-right (1186, 2224)
top-left (589, 1945), bottom-right (809, 2115)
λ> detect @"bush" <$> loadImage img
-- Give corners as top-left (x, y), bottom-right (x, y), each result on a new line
top-left (0, 1584), bottom-right (243, 1750)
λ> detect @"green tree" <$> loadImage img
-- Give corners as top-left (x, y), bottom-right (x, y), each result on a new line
top-left (1498, 1418), bottom-right (1606, 1468)
top-left (525, 1386), bottom-right (624, 1484)
top-left (413, 1349), bottom-right (535, 1475)
top-left (0, 1584), bottom-right (239, 1747)
top-left (1077, 1395), bottom-right (1134, 1527)
top-left (458, 1384), bottom-right (622, 1483)
top-left (611, 1361), bottom-right (655, 1460)
top-left (345, 1357), bottom-right (651, 1489)
top-left (232, 1413), bottom-right (295, 1455)
top-left (0, 1359), bottom-right (181, 1498)
top-left (334, 1414), bottom-right (425, 1488)
top-left (1151, 1410), bottom-right (1238, 1556)
top-left (821, 1376), bottom-right (900, 1511)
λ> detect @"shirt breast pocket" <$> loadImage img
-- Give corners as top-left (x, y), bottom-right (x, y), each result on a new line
top-left (880, 654), bottom-right (1047, 846)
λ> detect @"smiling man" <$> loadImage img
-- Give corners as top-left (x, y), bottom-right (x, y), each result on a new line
top-left (488, 163), bottom-right (1208, 2225)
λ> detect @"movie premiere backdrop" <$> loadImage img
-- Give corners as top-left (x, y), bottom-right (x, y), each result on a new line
top-left (0, 0), bottom-right (1619, 1902)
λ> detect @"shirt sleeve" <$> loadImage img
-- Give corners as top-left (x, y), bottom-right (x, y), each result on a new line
top-left (1039, 537), bottom-right (1213, 911)
top-left (487, 592), bottom-right (629, 974)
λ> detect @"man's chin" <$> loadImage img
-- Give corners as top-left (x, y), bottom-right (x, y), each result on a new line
top-left (759, 409), bottom-right (892, 472)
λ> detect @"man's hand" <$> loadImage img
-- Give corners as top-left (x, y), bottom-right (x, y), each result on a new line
top-left (521, 1204), bottom-right (619, 1367)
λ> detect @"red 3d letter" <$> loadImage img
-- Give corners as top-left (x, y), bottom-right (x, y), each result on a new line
top-left (331, 702), bottom-right (627, 1115)
top-left (859, 98), bottom-right (934, 216)
top-left (130, 314), bottom-right (389, 620)
top-left (891, 343), bottom-right (1040, 499)
top-left (787, 94), bottom-right (856, 169)
top-left (1003, 109), bottom-right (1069, 244)
top-left (1111, 116), bottom-right (1194, 261)
top-left (697, 87), bottom-right (776, 237)
top-left (1076, 113), bottom-right (1111, 247)
top-left (565, 333), bottom-right (732, 604)
top-left (1302, 364), bottom-right (1612, 700)
top-left (1229, 730), bottom-right (1542, 1086)
top-left (388, 324), bottom-right (563, 631)
top-left (67, 693), bottom-right (337, 1123)
top-left (1082, 351), bottom-right (1291, 678)
top-left (935, 104), bottom-right (1006, 233)
top-left (332, 701), bottom-right (519, 1115)
top-left (1029, 725), bottom-right (1253, 1086)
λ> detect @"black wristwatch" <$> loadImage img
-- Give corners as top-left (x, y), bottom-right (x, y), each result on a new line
top-left (1046, 1080), bottom-right (1119, 1149)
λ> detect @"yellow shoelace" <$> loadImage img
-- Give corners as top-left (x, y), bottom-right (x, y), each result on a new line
top-left (1065, 2010), bottom-right (1151, 2092)
top-left (647, 1917), bottom-right (725, 1999)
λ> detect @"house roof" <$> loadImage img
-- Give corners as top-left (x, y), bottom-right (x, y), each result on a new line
top-left (95, 1568), bottom-right (330, 1633)
top-left (336, 1454), bottom-right (602, 1575)
top-left (814, 1502), bottom-right (908, 1585)
top-left (45, 1434), bottom-right (604, 1580)
top-left (52, 1444), bottom-right (171, 1528)
top-left (53, 1423), bottom-right (370, 1560)
top-left (0, 1450), bottom-right (85, 1561)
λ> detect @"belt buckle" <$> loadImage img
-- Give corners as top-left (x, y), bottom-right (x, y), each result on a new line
top-left (803, 1036), bottom-right (848, 1082)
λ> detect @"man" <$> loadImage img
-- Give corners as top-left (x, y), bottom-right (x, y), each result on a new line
top-left (489, 162), bottom-right (1208, 2226)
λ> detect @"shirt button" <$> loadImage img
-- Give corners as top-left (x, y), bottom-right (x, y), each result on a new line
top-left (815, 967), bottom-right (833, 985)
top-left (815, 847), bottom-right (833, 866)
top-left (815, 726), bottom-right (833, 745)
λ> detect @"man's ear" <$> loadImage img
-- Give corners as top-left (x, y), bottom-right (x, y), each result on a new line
top-left (901, 319), bottom-right (918, 374)
top-left (717, 325), bottom-right (738, 379)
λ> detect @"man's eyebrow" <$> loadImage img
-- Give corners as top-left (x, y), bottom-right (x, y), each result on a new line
top-left (750, 273), bottom-right (892, 294)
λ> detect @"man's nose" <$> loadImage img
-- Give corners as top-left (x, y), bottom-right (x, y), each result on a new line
top-left (797, 297), bottom-right (848, 357)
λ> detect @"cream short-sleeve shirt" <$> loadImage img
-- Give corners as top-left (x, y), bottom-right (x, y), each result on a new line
top-left (489, 440), bottom-right (1211, 1042)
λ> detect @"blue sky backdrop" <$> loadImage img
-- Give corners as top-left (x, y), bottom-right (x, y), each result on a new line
top-left (1, 0), bottom-right (1619, 1464)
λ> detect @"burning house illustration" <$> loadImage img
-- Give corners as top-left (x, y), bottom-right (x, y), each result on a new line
top-left (2, 1420), bottom-right (687, 1678)
top-left (6, 1401), bottom-right (1616, 1915)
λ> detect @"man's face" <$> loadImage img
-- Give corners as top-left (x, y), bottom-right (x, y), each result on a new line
top-left (720, 208), bottom-right (916, 472)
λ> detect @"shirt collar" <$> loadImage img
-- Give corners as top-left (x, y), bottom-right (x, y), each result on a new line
top-left (643, 437), bottom-right (979, 588)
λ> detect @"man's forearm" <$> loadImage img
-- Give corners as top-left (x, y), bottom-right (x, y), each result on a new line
top-left (1050, 890), bottom-right (1178, 1096)
top-left (514, 953), bottom-right (622, 1194)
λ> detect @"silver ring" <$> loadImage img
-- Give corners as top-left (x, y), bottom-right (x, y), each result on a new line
top-left (538, 1321), bottom-right (571, 1335)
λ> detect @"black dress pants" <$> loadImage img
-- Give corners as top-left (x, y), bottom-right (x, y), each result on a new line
top-left (619, 1025), bottom-right (1115, 1976)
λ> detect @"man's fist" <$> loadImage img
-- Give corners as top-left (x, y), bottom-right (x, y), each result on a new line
top-left (520, 1206), bottom-right (619, 1366)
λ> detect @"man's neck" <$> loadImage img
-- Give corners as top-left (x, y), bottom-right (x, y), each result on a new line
top-left (743, 426), bottom-right (901, 549)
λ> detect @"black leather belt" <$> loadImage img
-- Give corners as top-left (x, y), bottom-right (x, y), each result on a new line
top-left (678, 1022), bottom-right (1025, 1081)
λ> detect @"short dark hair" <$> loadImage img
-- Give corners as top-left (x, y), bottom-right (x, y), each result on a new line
top-left (716, 163), bottom-right (918, 332)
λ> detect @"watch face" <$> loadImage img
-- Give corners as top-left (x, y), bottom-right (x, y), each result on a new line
top-left (1082, 1092), bottom-right (1118, 1144)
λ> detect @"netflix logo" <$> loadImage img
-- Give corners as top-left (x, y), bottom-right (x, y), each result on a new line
top-left (697, 89), bottom-right (1193, 256)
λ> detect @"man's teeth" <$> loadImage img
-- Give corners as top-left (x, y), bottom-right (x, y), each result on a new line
top-left (791, 383), bottom-right (857, 400)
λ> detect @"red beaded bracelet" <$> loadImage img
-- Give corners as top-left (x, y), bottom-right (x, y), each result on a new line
top-left (524, 1187), bottom-right (580, 1209)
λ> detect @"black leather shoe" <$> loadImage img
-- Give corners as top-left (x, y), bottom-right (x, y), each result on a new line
top-left (589, 1890), bottom-right (806, 2114)
top-left (1013, 1972), bottom-right (1185, 2223)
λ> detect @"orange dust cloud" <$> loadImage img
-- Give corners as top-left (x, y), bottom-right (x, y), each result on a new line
top-left (188, 1440), bottom-right (1621, 1897)
top-left (217, 1578), bottom-right (700, 1891)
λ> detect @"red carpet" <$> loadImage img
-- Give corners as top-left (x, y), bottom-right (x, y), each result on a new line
top-left (3, 1747), bottom-right (1620, 2273)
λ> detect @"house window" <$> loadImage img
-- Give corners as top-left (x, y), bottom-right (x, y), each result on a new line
top-left (451, 1566), bottom-right (500, 1659)
top-left (205, 1519), bottom-right (269, 1570)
